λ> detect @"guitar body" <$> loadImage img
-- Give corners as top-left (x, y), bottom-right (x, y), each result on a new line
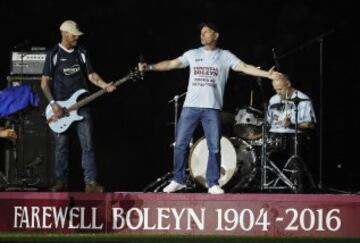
top-left (46, 89), bottom-right (88, 133)
top-left (46, 69), bottom-right (140, 133)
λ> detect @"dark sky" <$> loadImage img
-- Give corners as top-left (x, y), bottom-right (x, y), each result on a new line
top-left (0, 0), bottom-right (358, 192)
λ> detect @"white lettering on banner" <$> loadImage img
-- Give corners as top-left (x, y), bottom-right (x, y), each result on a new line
top-left (52, 207), bottom-right (68, 228)
top-left (43, 207), bottom-right (52, 229)
top-left (112, 207), bottom-right (206, 231)
top-left (31, 206), bottom-right (40, 228)
top-left (13, 205), bottom-right (342, 233)
top-left (157, 208), bottom-right (170, 230)
top-left (172, 208), bottom-right (186, 230)
top-left (13, 206), bottom-right (103, 230)
top-left (215, 208), bottom-right (341, 232)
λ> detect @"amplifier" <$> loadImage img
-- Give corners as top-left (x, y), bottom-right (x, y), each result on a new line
top-left (10, 50), bottom-right (47, 75)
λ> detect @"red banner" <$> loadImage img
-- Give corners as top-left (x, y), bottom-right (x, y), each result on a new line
top-left (0, 192), bottom-right (359, 237)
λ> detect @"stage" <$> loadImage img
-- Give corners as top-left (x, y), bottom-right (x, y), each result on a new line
top-left (0, 192), bottom-right (359, 238)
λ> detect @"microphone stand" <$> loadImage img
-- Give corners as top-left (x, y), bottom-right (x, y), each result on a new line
top-left (273, 28), bottom-right (336, 191)
top-left (142, 92), bottom-right (187, 192)
top-left (255, 76), bottom-right (268, 191)
top-left (168, 92), bottom-right (187, 164)
top-left (284, 94), bottom-right (316, 192)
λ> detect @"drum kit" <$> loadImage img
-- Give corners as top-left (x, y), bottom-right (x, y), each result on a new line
top-left (189, 98), bottom-right (315, 193)
top-left (143, 93), bottom-right (315, 193)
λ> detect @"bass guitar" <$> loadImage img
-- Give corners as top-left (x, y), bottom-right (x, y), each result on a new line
top-left (46, 69), bottom-right (140, 133)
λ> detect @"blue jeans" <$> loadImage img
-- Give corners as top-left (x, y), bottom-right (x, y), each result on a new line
top-left (53, 107), bottom-right (97, 184)
top-left (174, 107), bottom-right (221, 187)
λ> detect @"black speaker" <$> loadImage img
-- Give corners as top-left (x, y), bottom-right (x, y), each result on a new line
top-left (4, 76), bottom-right (54, 189)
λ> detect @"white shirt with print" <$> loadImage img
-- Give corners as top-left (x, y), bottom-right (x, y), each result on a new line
top-left (178, 47), bottom-right (241, 109)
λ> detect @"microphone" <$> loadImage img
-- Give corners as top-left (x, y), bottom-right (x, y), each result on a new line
top-left (272, 48), bottom-right (281, 70)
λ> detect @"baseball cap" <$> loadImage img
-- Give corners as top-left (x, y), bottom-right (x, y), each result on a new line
top-left (59, 20), bottom-right (84, 36)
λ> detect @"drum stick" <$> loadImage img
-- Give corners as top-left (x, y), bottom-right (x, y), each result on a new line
top-left (284, 90), bottom-right (288, 118)
top-left (250, 90), bottom-right (253, 107)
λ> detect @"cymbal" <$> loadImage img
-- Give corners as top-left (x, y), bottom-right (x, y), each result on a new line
top-left (245, 106), bottom-right (263, 114)
top-left (220, 112), bottom-right (235, 125)
top-left (284, 97), bottom-right (310, 103)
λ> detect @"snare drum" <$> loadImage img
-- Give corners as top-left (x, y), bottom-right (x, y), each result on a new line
top-left (233, 107), bottom-right (263, 140)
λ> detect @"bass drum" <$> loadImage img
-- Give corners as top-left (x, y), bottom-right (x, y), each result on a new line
top-left (188, 136), bottom-right (257, 188)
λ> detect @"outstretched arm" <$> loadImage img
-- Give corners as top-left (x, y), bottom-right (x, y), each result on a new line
top-left (138, 58), bottom-right (184, 72)
top-left (233, 62), bottom-right (282, 80)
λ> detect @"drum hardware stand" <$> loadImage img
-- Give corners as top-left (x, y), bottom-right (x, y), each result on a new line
top-left (260, 122), bottom-right (299, 192)
top-left (142, 171), bottom-right (173, 192)
top-left (253, 77), bottom-right (295, 191)
top-left (259, 102), bottom-right (300, 193)
top-left (261, 95), bottom-right (316, 193)
top-left (283, 95), bottom-right (316, 190)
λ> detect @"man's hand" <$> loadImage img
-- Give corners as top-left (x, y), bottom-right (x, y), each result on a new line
top-left (268, 66), bottom-right (284, 80)
top-left (104, 82), bottom-right (116, 93)
top-left (51, 102), bottom-right (65, 118)
top-left (283, 115), bottom-right (291, 128)
top-left (138, 62), bottom-right (149, 72)
top-left (0, 128), bottom-right (17, 139)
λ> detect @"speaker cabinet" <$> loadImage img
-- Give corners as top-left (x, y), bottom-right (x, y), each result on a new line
top-left (4, 76), bottom-right (54, 189)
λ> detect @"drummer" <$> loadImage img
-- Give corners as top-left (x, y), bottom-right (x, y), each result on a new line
top-left (267, 74), bottom-right (317, 192)
top-left (267, 74), bottom-right (316, 134)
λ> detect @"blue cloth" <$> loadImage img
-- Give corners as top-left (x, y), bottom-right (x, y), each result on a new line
top-left (0, 85), bottom-right (40, 118)
top-left (174, 107), bottom-right (221, 187)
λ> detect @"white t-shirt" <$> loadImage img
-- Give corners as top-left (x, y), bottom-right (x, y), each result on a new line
top-left (267, 90), bottom-right (316, 133)
top-left (178, 47), bottom-right (241, 109)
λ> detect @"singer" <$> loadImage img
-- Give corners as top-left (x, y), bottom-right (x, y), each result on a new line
top-left (138, 22), bottom-right (284, 194)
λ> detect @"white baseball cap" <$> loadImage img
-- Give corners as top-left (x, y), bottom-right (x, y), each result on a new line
top-left (59, 20), bottom-right (84, 36)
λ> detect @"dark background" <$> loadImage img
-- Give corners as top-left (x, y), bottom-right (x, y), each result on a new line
top-left (0, 0), bottom-right (358, 192)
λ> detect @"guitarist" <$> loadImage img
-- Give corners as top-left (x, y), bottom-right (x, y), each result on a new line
top-left (41, 20), bottom-right (116, 192)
